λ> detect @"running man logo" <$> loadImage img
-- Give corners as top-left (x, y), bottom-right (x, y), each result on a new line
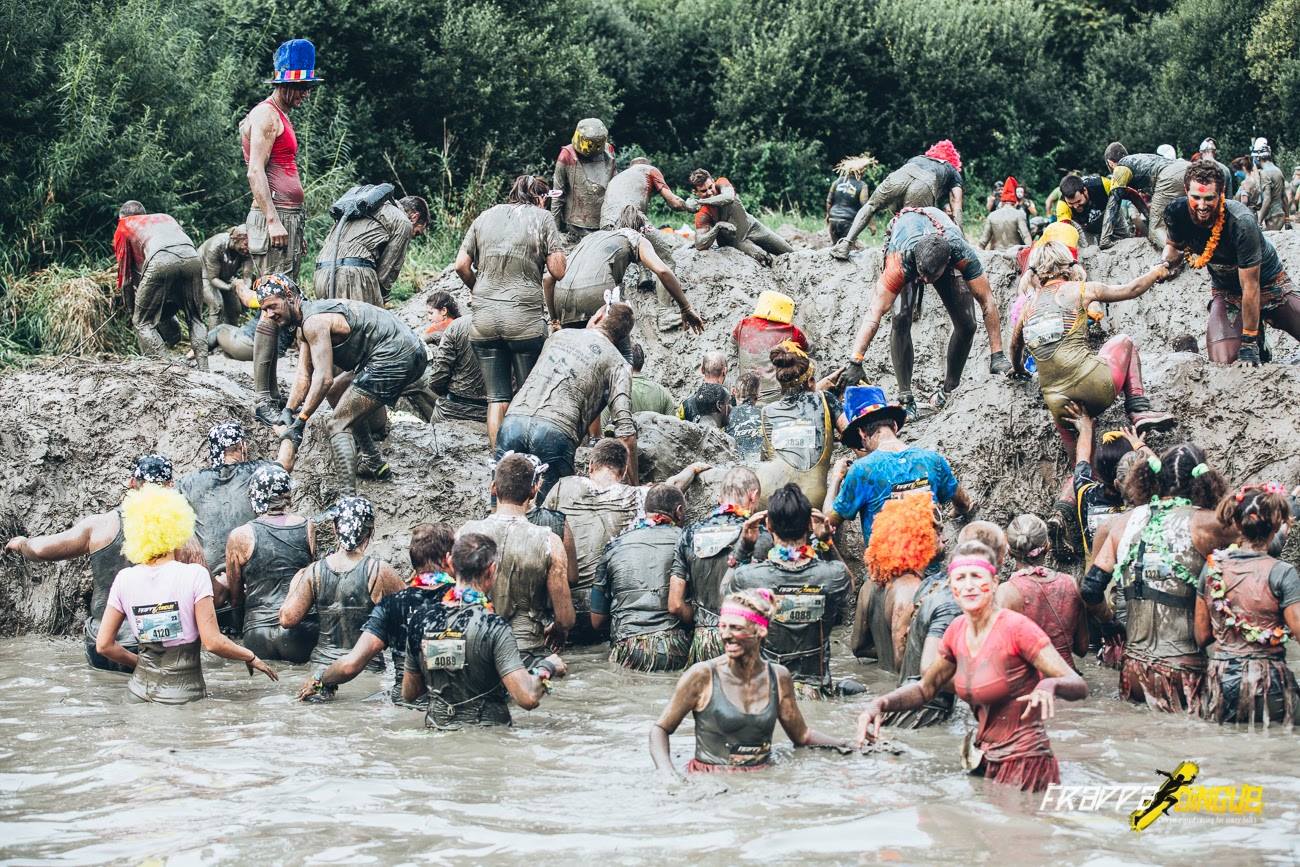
top-left (1129, 761), bottom-right (1199, 831)
top-left (1038, 761), bottom-right (1265, 829)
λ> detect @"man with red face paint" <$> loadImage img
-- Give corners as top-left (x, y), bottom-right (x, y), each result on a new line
top-left (1162, 160), bottom-right (1300, 366)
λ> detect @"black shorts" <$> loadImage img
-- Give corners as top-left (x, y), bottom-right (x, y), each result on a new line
top-left (352, 340), bottom-right (429, 406)
top-left (829, 219), bottom-right (854, 243)
top-left (471, 335), bottom-right (547, 403)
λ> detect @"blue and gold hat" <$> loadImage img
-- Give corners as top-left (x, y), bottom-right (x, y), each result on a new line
top-left (266, 39), bottom-right (324, 85)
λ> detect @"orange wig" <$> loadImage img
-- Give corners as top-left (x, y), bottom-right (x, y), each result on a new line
top-left (864, 491), bottom-right (939, 586)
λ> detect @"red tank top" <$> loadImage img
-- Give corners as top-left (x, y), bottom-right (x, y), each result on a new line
top-left (242, 99), bottom-right (303, 207)
top-left (1008, 567), bottom-right (1083, 671)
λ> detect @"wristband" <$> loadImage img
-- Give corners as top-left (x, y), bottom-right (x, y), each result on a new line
top-left (297, 412), bottom-right (311, 422)
top-left (851, 353), bottom-right (865, 364)
top-left (1242, 328), bottom-right (1259, 338)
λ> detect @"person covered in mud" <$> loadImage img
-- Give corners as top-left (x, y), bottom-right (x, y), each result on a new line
top-left (830, 140), bottom-right (966, 258)
top-left (825, 156), bottom-right (873, 243)
top-left (593, 484), bottom-right (691, 671)
top-left (198, 225), bottom-right (252, 327)
top-left (498, 302), bottom-right (638, 501)
top-left (688, 169), bottom-right (794, 265)
top-left (1161, 160), bottom-right (1300, 366)
top-left (979, 178), bottom-right (1032, 251)
top-left (1056, 173), bottom-right (1138, 248)
top-left (459, 453), bottom-right (574, 669)
top-left (314, 193), bottom-right (429, 306)
top-left (224, 465), bottom-right (318, 663)
top-left (96, 484), bottom-right (278, 703)
top-left (753, 342), bottom-right (848, 510)
top-left (721, 483), bottom-right (853, 699)
top-left (841, 206), bottom-right (1010, 418)
top-left (732, 291), bottom-right (813, 405)
top-left (112, 201), bottom-right (208, 370)
top-left (1101, 142), bottom-right (1188, 249)
top-left (402, 532), bottom-right (562, 728)
top-left (1083, 443), bottom-right (1234, 715)
top-left (601, 157), bottom-right (691, 230)
top-left (240, 39), bottom-right (322, 424)
top-left (257, 274), bottom-right (427, 492)
top-left (651, 587), bottom-right (851, 776)
top-left (1195, 484), bottom-right (1300, 727)
top-left (552, 205), bottom-right (703, 340)
top-left (1065, 418), bottom-right (1151, 566)
top-left (1252, 139), bottom-right (1290, 231)
top-left (455, 175), bottom-right (566, 450)
top-left (543, 439), bottom-right (708, 643)
top-left (856, 540), bottom-right (1088, 793)
top-left (678, 351), bottom-right (733, 424)
top-left (824, 386), bottom-right (972, 546)
top-left (725, 372), bottom-right (763, 461)
top-left (404, 292), bottom-right (488, 424)
top-left (279, 495), bottom-right (405, 690)
top-left (298, 523), bottom-right (457, 703)
top-left (669, 467), bottom-right (764, 665)
top-left (1193, 137), bottom-right (1235, 198)
top-left (6, 454), bottom-right (178, 673)
top-left (602, 344), bottom-right (676, 426)
top-left (553, 118), bottom-right (617, 241)
top-left (996, 515), bottom-right (1088, 671)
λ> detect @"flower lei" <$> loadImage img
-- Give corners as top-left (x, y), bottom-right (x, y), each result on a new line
top-left (448, 585), bottom-right (493, 611)
top-left (1135, 496), bottom-right (1199, 587)
top-left (1186, 196), bottom-right (1225, 269)
top-left (712, 504), bottom-right (751, 520)
top-left (768, 543), bottom-right (817, 564)
top-left (410, 571), bottom-right (455, 590)
top-left (629, 513), bottom-right (676, 532)
top-left (1204, 548), bottom-right (1292, 647)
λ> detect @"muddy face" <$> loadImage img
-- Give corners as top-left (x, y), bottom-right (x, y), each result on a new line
top-left (260, 295), bottom-right (300, 328)
top-left (719, 617), bottom-right (762, 659)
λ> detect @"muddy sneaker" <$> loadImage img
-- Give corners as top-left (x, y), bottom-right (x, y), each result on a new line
top-left (1131, 410), bottom-right (1176, 435)
top-left (1047, 504), bottom-right (1079, 564)
top-left (900, 393), bottom-right (919, 422)
top-left (927, 389), bottom-right (950, 414)
top-left (254, 400), bottom-right (284, 428)
top-left (357, 460), bottom-right (393, 481)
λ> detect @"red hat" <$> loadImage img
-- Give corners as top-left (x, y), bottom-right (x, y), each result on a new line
top-left (924, 140), bottom-right (962, 172)
top-left (1000, 177), bottom-right (1018, 203)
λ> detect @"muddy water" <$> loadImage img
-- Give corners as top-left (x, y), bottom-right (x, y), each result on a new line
top-left (0, 636), bottom-right (1297, 864)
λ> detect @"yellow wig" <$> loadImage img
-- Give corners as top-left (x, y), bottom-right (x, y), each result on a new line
top-left (122, 484), bottom-right (196, 565)
top-left (864, 491), bottom-right (938, 586)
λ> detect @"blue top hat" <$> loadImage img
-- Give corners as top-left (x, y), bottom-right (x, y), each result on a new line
top-left (842, 385), bottom-right (908, 448)
top-left (267, 39), bottom-right (324, 85)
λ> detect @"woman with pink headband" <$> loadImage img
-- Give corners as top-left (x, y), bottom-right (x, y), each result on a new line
top-left (856, 541), bottom-right (1087, 793)
top-left (651, 588), bottom-right (850, 775)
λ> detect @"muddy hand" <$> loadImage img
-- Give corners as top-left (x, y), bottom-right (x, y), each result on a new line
top-left (1017, 688), bottom-right (1055, 720)
top-left (681, 306), bottom-right (704, 334)
top-left (740, 510), bottom-right (768, 547)
top-left (248, 656), bottom-right (279, 681)
top-left (855, 701), bottom-right (884, 748)
top-left (4, 537), bottom-right (26, 555)
top-left (267, 214), bottom-right (289, 249)
top-left (1235, 343), bottom-right (1261, 367)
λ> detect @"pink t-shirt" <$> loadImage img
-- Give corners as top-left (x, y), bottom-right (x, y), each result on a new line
top-left (107, 561), bottom-right (213, 647)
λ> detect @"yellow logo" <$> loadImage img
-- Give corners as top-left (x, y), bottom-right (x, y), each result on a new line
top-left (1129, 762), bottom-right (1265, 831)
top-left (1130, 761), bottom-right (1199, 831)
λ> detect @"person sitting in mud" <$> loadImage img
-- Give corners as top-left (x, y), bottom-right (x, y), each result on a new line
top-left (825, 386), bottom-right (971, 547)
top-left (979, 178), bottom-right (1032, 251)
top-left (460, 453), bottom-right (574, 669)
top-left (731, 291), bottom-right (809, 405)
top-left (1195, 484), bottom-right (1300, 727)
top-left (178, 421), bottom-right (280, 605)
top-left (1084, 443), bottom-right (1235, 715)
top-left (1161, 160), bottom-right (1300, 367)
top-left (753, 342), bottom-right (848, 510)
top-left (1101, 142), bottom-right (1188, 249)
top-left (1057, 174), bottom-right (1137, 247)
top-left (257, 273), bottom-right (427, 493)
top-left (553, 205), bottom-right (703, 341)
top-left (96, 484), bottom-right (278, 704)
top-left (6, 454), bottom-right (179, 673)
top-left (198, 225), bottom-right (252, 327)
top-left (498, 302), bottom-right (639, 501)
top-left (298, 523), bottom-right (457, 703)
top-left (650, 587), bottom-right (850, 776)
top-left (404, 292), bottom-right (487, 424)
top-left (113, 201), bottom-right (208, 370)
top-left (830, 140), bottom-right (966, 258)
top-left (725, 372), bottom-right (763, 460)
top-left (688, 170), bottom-right (793, 264)
top-left (224, 465), bottom-right (318, 663)
top-left (842, 206), bottom-right (1010, 417)
top-left (996, 514), bottom-right (1088, 671)
top-left (669, 467), bottom-right (764, 665)
top-left (856, 540), bottom-right (1088, 793)
top-left (722, 484), bottom-right (853, 699)
top-left (825, 156), bottom-right (873, 243)
top-left (852, 492), bottom-right (940, 673)
top-left (279, 496), bottom-right (405, 687)
top-left (543, 439), bottom-right (709, 643)
top-left (593, 484), bottom-right (691, 671)
top-left (553, 118), bottom-right (617, 241)
top-left (315, 192), bottom-right (428, 306)
top-left (206, 302), bottom-right (296, 364)
top-left (1009, 241), bottom-right (1176, 542)
top-left (678, 351), bottom-right (733, 423)
top-left (402, 532), bottom-right (562, 728)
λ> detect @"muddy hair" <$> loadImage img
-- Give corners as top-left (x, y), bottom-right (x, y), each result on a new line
top-left (1006, 514), bottom-right (1050, 565)
top-left (1027, 241), bottom-right (1078, 284)
top-left (958, 520), bottom-right (1008, 566)
top-left (506, 174), bottom-right (550, 206)
top-left (1123, 442), bottom-right (1227, 509)
top-left (452, 532), bottom-right (497, 584)
top-left (719, 466), bottom-right (760, 505)
top-left (397, 195), bottom-right (430, 226)
top-left (769, 343), bottom-right (811, 391)
top-left (951, 539), bottom-right (997, 571)
top-left (494, 452), bottom-right (540, 505)
top-left (723, 587), bottom-right (779, 629)
top-left (599, 301), bottom-right (635, 345)
top-left (409, 522), bottom-right (455, 572)
top-left (688, 168), bottom-right (712, 189)
top-left (118, 200), bottom-right (145, 218)
top-left (615, 204), bottom-right (647, 231)
top-left (766, 482), bottom-right (812, 542)
top-left (737, 371), bottom-right (760, 403)
top-left (589, 438), bottom-right (629, 473)
top-left (427, 290), bottom-right (460, 318)
top-left (701, 350), bottom-right (727, 379)
top-left (1095, 435), bottom-right (1135, 489)
top-left (644, 483), bottom-right (685, 520)
top-left (1215, 486), bottom-right (1290, 544)
top-left (1058, 174), bottom-right (1085, 199)
top-left (1104, 142), bottom-right (1128, 164)
top-left (913, 234), bottom-right (951, 279)
top-left (1184, 160), bottom-right (1225, 193)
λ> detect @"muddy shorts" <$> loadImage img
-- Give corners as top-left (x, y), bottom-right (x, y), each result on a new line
top-left (246, 205), bottom-right (305, 279)
top-left (495, 415), bottom-right (575, 503)
top-left (1204, 655), bottom-right (1298, 726)
top-left (471, 335), bottom-right (547, 403)
top-left (609, 628), bottom-right (691, 672)
top-left (352, 340), bottom-right (429, 407)
top-left (1119, 653), bottom-right (1206, 716)
top-left (829, 219), bottom-right (853, 243)
top-left (84, 638), bottom-right (137, 674)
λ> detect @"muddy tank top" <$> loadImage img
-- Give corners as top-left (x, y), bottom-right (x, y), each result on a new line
top-left (300, 298), bottom-right (421, 372)
top-left (828, 177), bottom-right (866, 222)
top-left (1009, 567), bottom-right (1082, 671)
top-left (241, 100), bottom-right (303, 206)
top-left (554, 229), bottom-right (639, 323)
top-left (459, 515), bottom-right (553, 652)
top-left (127, 640), bottom-right (205, 705)
top-left (558, 148), bottom-right (616, 230)
top-left (87, 510), bottom-right (134, 646)
top-left (309, 555), bottom-right (383, 670)
top-left (683, 513), bottom-right (747, 622)
top-left (1206, 550), bottom-right (1289, 660)
top-left (1023, 282), bottom-right (1085, 367)
top-left (601, 523), bottom-right (681, 641)
top-left (762, 391), bottom-right (831, 474)
top-left (693, 662), bottom-right (779, 767)
top-left (421, 603), bottom-right (514, 728)
top-left (1115, 502), bottom-right (1204, 666)
top-left (732, 558), bottom-right (847, 690)
top-left (243, 519), bottom-right (314, 632)
top-left (178, 461), bottom-right (273, 576)
top-left (527, 507), bottom-right (566, 539)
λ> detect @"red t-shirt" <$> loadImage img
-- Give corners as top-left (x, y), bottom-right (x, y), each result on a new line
top-left (112, 214), bottom-right (189, 291)
top-left (731, 316), bottom-right (808, 355)
top-left (695, 178), bottom-right (735, 230)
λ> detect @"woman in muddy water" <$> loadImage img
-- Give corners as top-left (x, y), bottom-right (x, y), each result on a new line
top-left (996, 514), bottom-right (1088, 672)
top-left (650, 588), bottom-right (851, 775)
top-left (856, 541), bottom-right (1087, 793)
top-left (96, 484), bottom-right (279, 704)
top-left (1195, 483), bottom-right (1300, 727)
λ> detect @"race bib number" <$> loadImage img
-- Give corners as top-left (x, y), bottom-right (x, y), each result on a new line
top-left (890, 477), bottom-right (931, 500)
top-left (771, 421), bottom-right (817, 450)
top-left (423, 631), bottom-right (467, 672)
top-left (693, 524), bottom-right (742, 559)
top-left (1023, 315), bottom-right (1064, 347)
top-left (133, 601), bottom-right (183, 643)
top-left (1141, 552), bottom-right (1171, 583)
top-left (727, 741), bottom-right (772, 767)
top-left (1087, 506), bottom-right (1121, 533)
top-left (774, 584), bottom-right (826, 624)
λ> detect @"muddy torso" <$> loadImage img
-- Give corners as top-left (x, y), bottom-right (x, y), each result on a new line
top-left (241, 100), bottom-right (303, 206)
top-left (459, 515), bottom-right (554, 653)
top-left (506, 328), bottom-right (632, 443)
top-left (243, 518), bottom-right (313, 631)
top-left (300, 298), bottom-right (421, 372)
top-left (1164, 197), bottom-right (1285, 295)
top-left (558, 148), bottom-right (616, 231)
top-left (198, 233), bottom-right (245, 284)
top-left (1117, 153), bottom-right (1171, 193)
top-left (828, 177), bottom-right (867, 222)
top-left (866, 581), bottom-right (899, 673)
top-left (309, 555), bottom-right (381, 669)
top-left (732, 318), bottom-right (803, 405)
top-left (761, 390), bottom-right (833, 474)
top-left (461, 204), bottom-right (562, 341)
top-left (898, 564), bottom-right (958, 681)
top-left (1204, 550), bottom-right (1295, 660)
top-left (674, 511), bottom-right (748, 624)
top-left (725, 403), bottom-right (764, 461)
top-left (1009, 567), bottom-right (1081, 670)
top-left (600, 164), bottom-right (666, 227)
top-left (438, 315), bottom-right (486, 401)
top-left (555, 229), bottom-right (641, 323)
top-left (599, 523), bottom-right (682, 641)
top-left (1261, 163), bottom-right (1288, 219)
top-left (178, 461), bottom-right (276, 576)
top-left (413, 602), bottom-right (519, 728)
top-left (1024, 282), bottom-right (1090, 370)
top-left (1115, 503), bottom-right (1205, 667)
top-left (545, 478), bottom-right (645, 594)
top-left (527, 506), bottom-right (567, 539)
top-left (87, 510), bottom-right (134, 647)
top-left (693, 662), bottom-right (779, 768)
top-left (986, 207), bottom-right (1026, 249)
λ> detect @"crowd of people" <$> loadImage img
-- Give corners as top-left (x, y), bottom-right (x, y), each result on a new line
top-left (8, 38), bottom-right (1300, 795)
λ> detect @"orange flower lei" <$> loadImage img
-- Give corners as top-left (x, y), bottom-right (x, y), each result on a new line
top-left (1186, 196), bottom-right (1225, 269)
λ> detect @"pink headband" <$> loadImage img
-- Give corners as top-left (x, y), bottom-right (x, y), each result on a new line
top-left (720, 604), bottom-right (770, 630)
top-left (948, 556), bottom-right (996, 577)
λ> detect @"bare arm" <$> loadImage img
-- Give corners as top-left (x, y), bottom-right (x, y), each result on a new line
top-left (318, 632), bottom-right (387, 690)
top-left (370, 561), bottom-right (405, 604)
top-left (948, 187), bottom-right (964, 231)
top-left (890, 585), bottom-right (916, 664)
top-left (6, 514), bottom-right (100, 561)
top-left (562, 524), bottom-right (578, 587)
top-left (546, 249), bottom-right (567, 282)
top-left (966, 274), bottom-right (1003, 353)
top-left (621, 434), bottom-right (639, 486)
top-left (650, 663), bottom-right (710, 776)
top-left (774, 664), bottom-right (850, 748)
top-left (245, 105), bottom-right (287, 247)
top-left (284, 334), bottom-right (313, 412)
top-left (1017, 212), bottom-right (1032, 246)
top-left (978, 219), bottom-right (993, 250)
top-left (658, 186), bottom-right (688, 211)
top-left (694, 183), bottom-right (737, 207)
top-left (1010, 305), bottom-right (1028, 374)
top-left (501, 668), bottom-right (548, 710)
top-left (1084, 264), bottom-right (1169, 304)
top-left (1018, 644), bottom-right (1088, 719)
top-left (693, 222), bottom-right (723, 251)
top-left (638, 237), bottom-right (701, 332)
top-left (1238, 264), bottom-right (1262, 339)
top-left (951, 485), bottom-right (974, 517)
top-left (297, 318), bottom-right (338, 419)
top-left (667, 576), bottom-right (693, 624)
top-left (225, 524), bottom-right (255, 612)
top-left (547, 533), bottom-right (575, 630)
top-left (995, 581), bottom-right (1024, 613)
top-left (401, 667), bottom-right (425, 703)
top-left (95, 606), bottom-right (138, 669)
top-left (856, 655), bottom-right (957, 743)
top-left (196, 596), bottom-right (277, 678)
top-left (848, 282), bottom-right (896, 360)
top-left (279, 564), bottom-right (316, 628)
top-left (665, 461), bottom-right (709, 492)
top-left (375, 218), bottom-right (414, 293)
top-left (823, 457), bottom-right (853, 531)
top-left (454, 250), bottom-right (476, 290)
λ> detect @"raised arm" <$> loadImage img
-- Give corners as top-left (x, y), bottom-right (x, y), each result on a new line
top-left (1084, 263), bottom-right (1170, 304)
top-left (5, 513), bottom-right (102, 561)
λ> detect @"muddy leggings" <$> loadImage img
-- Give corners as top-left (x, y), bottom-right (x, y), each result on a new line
top-left (471, 335), bottom-right (547, 403)
top-left (1207, 288), bottom-right (1300, 363)
top-left (209, 323), bottom-right (255, 361)
top-left (891, 271), bottom-right (977, 398)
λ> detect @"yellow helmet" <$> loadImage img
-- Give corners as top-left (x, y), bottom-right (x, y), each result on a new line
top-left (1037, 221), bottom-right (1079, 251)
top-left (572, 118), bottom-right (609, 158)
top-left (754, 290), bottom-right (795, 325)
